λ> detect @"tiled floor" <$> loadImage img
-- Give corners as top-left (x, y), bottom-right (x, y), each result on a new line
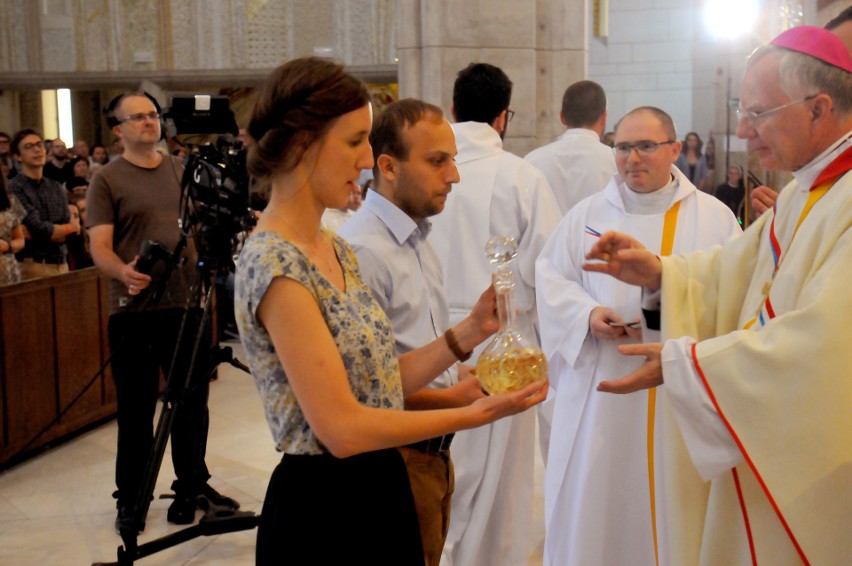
top-left (0, 341), bottom-right (545, 565)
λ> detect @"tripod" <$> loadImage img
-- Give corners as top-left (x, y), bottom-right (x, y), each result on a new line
top-left (93, 246), bottom-right (259, 566)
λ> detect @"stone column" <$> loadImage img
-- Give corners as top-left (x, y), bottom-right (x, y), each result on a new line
top-left (533, 0), bottom-right (589, 149)
top-left (397, 0), bottom-right (588, 156)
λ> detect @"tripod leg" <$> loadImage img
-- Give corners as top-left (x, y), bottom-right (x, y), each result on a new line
top-left (163, 306), bottom-right (215, 523)
top-left (100, 261), bottom-right (244, 566)
top-left (118, 277), bottom-right (208, 543)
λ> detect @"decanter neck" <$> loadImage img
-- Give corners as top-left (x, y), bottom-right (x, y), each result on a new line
top-left (496, 285), bottom-right (516, 332)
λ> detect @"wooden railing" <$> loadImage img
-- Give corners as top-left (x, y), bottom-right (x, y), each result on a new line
top-left (0, 268), bottom-right (116, 466)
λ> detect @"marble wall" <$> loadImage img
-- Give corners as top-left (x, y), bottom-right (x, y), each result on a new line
top-left (587, 0), bottom-right (830, 141)
top-left (588, 0), bottom-right (704, 139)
top-left (0, 0), bottom-right (397, 136)
top-left (0, 0), bottom-right (396, 74)
top-left (397, 0), bottom-right (588, 156)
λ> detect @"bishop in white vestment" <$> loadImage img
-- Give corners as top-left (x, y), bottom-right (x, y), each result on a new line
top-left (584, 27), bottom-right (852, 565)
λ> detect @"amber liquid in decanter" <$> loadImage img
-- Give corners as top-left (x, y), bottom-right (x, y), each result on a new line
top-left (476, 236), bottom-right (548, 394)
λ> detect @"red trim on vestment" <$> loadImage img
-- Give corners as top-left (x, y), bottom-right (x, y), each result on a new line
top-left (731, 468), bottom-right (758, 566)
top-left (764, 297), bottom-right (776, 320)
top-left (810, 145), bottom-right (852, 189)
top-left (768, 211), bottom-right (781, 268)
top-left (689, 343), bottom-right (810, 564)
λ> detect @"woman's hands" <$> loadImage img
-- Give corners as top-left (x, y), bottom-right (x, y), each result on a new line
top-left (470, 379), bottom-right (549, 424)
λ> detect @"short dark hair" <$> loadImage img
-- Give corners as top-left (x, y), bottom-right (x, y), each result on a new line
top-left (11, 128), bottom-right (42, 156)
top-left (247, 57), bottom-right (371, 179)
top-left (69, 155), bottom-right (88, 171)
top-left (370, 98), bottom-right (444, 176)
top-left (66, 176), bottom-right (89, 191)
top-left (0, 131), bottom-right (10, 141)
top-left (452, 63), bottom-right (512, 124)
top-left (825, 6), bottom-right (852, 30)
top-left (614, 107), bottom-right (677, 141)
top-left (104, 91), bottom-right (161, 128)
top-left (561, 81), bottom-right (607, 128)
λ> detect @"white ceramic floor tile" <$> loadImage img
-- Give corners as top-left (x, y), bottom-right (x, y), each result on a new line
top-left (0, 342), bottom-right (546, 565)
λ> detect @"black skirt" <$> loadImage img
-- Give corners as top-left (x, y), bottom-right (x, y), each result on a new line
top-left (256, 448), bottom-right (424, 565)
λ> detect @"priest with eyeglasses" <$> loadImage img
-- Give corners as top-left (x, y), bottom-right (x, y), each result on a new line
top-left (535, 105), bottom-right (739, 565)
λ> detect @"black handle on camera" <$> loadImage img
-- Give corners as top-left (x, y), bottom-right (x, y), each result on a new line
top-left (135, 240), bottom-right (172, 275)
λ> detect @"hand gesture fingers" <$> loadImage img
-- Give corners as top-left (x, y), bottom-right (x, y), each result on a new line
top-left (624, 322), bottom-right (643, 341)
top-left (597, 343), bottom-right (663, 394)
top-left (589, 306), bottom-right (627, 340)
top-left (751, 186), bottom-right (778, 217)
top-left (583, 247), bottom-right (662, 289)
top-left (124, 255), bottom-right (153, 295)
top-left (470, 283), bottom-right (499, 337)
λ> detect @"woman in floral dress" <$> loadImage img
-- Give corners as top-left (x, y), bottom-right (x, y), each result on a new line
top-left (0, 174), bottom-right (25, 284)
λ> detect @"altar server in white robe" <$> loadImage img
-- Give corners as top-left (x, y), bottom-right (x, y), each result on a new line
top-left (536, 106), bottom-right (740, 566)
top-left (524, 79), bottom-right (617, 461)
top-left (584, 27), bottom-right (852, 565)
top-left (429, 63), bottom-right (561, 566)
top-left (524, 80), bottom-right (616, 217)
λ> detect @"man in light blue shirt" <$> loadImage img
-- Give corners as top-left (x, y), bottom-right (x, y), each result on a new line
top-left (339, 98), bottom-right (483, 566)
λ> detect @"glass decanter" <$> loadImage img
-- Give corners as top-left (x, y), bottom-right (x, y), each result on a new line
top-left (476, 236), bottom-right (548, 394)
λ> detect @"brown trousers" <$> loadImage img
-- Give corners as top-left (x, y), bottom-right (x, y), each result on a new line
top-left (399, 446), bottom-right (455, 566)
top-left (20, 258), bottom-right (69, 280)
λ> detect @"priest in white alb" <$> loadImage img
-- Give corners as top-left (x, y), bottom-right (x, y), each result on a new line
top-left (536, 106), bottom-right (740, 565)
top-left (430, 63), bottom-right (561, 566)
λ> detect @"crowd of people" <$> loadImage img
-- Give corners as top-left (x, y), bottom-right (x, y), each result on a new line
top-left (0, 129), bottom-right (116, 283)
top-left (2, 8), bottom-right (850, 566)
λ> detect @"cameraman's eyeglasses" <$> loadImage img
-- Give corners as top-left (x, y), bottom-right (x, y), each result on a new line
top-left (22, 141), bottom-right (45, 151)
top-left (506, 109), bottom-right (515, 122)
top-left (613, 140), bottom-right (675, 157)
top-left (120, 111), bottom-right (160, 124)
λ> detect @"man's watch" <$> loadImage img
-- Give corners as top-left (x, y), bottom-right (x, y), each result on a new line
top-left (445, 327), bottom-right (472, 362)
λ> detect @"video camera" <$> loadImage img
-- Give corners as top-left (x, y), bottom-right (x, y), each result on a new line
top-left (135, 240), bottom-right (172, 276)
top-left (162, 95), bottom-right (255, 271)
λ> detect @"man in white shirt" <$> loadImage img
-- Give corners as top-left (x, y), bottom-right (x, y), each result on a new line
top-left (525, 80), bottom-right (617, 216)
top-left (339, 99), bottom-right (484, 566)
top-left (584, 26), bottom-right (852, 564)
top-left (320, 183), bottom-right (361, 233)
top-left (536, 106), bottom-right (740, 565)
top-left (429, 62), bottom-right (561, 566)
